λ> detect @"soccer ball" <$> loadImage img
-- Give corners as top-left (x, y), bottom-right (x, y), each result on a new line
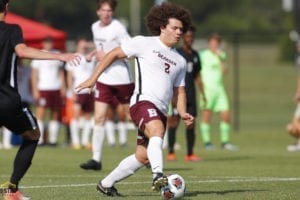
top-left (160, 174), bottom-right (186, 200)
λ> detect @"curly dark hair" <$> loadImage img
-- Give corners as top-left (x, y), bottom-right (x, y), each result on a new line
top-left (97, 0), bottom-right (118, 11)
top-left (146, 2), bottom-right (191, 36)
top-left (0, 0), bottom-right (9, 13)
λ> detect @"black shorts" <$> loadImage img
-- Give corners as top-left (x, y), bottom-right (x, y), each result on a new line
top-left (0, 101), bottom-right (38, 135)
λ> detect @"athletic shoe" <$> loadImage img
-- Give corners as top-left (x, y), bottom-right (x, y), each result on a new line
top-left (185, 154), bottom-right (202, 162)
top-left (96, 181), bottom-right (121, 197)
top-left (222, 143), bottom-right (238, 151)
top-left (204, 142), bottom-right (215, 150)
top-left (167, 153), bottom-right (176, 161)
top-left (80, 159), bottom-right (102, 170)
top-left (152, 173), bottom-right (168, 192)
top-left (287, 143), bottom-right (300, 152)
top-left (0, 182), bottom-right (30, 200)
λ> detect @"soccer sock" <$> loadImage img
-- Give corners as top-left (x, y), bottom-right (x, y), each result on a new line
top-left (37, 119), bottom-right (44, 144)
top-left (147, 136), bottom-right (163, 178)
top-left (105, 120), bottom-right (115, 146)
top-left (186, 128), bottom-right (195, 156)
top-left (101, 154), bottom-right (143, 188)
top-left (48, 120), bottom-right (60, 144)
top-left (10, 139), bottom-right (38, 188)
top-left (70, 119), bottom-right (80, 146)
top-left (220, 121), bottom-right (231, 144)
top-left (200, 123), bottom-right (211, 144)
top-left (81, 119), bottom-right (92, 146)
top-left (168, 127), bottom-right (177, 154)
top-left (92, 125), bottom-right (105, 162)
top-left (3, 128), bottom-right (12, 148)
top-left (117, 121), bottom-right (127, 145)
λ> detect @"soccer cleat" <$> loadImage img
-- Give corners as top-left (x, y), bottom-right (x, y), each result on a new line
top-left (287, 143), bottom-right (300, 152)
top-left (185, 154), bottom-right (202, 162)
top-left (0, 182), bottom-right (30, 200)
top-left (204, 142), bottom-right (215, 150)
top-left (96, 181), bottom-right (121, 197)
top-left (167, 153), bottom-right (176, 161)
top-left (152, 173), bottom-right (168, 192)
top-left (222, 143), bottom-right (238, 151)
top-left (80, 159), bottom-right (102, 170)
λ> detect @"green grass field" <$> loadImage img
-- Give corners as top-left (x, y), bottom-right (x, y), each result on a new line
top-left (1, 44), bottom-right (300, 199)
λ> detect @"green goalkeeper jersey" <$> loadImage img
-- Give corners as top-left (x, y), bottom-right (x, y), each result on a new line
top-left (199, 49), bottom-right (226, 88)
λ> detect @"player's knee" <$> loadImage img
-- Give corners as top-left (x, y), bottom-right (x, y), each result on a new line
top-left (22, 129), bottom-right (40, 141)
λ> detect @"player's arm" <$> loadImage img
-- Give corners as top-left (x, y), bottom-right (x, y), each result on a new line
top-left (15, 43), bottom-right (80, 65)
top-left (295, 76), bottom-right (300, 102)
top-left (174, 86), bottom-right (194, 127)
top-left (75, 47), bottom-right (127, 93)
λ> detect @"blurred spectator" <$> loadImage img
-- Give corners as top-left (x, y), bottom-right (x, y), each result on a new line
top-left (66, 37), bottom-right (95, 150)
top-left (199, 33), bottom-right (238, 151)
top-left (31, 37), bottom-right (66, 146)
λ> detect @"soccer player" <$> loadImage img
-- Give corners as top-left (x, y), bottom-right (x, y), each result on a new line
top-left (0, 0), bottom-right (79, 199)
top-left (167, 26), bottom-right (205, 162)
top-left (79, 0), bottom-right (134, 171)
top-left (31, 37), bottom-right (66, 146)
top-left (199, 33), bottom-right (237, 150)
top-left (76, 2), bottom-right (193, 197)
top-left (66, 37), bottom-right (95, 149)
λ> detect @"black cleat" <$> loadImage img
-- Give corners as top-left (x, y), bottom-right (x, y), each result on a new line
top-left (97, 181), bottom-right (121, 197)
top-left (80, 159), bottom-right (102, 170)
top-left (152, 173), bottom-right (168, 192)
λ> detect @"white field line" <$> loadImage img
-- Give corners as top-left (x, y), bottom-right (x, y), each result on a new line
top-left (19, 177), bottom-right (300, 189)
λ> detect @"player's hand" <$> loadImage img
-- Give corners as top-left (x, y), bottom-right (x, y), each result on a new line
top-left (75, 78), bottom-right (96, 94)
top-left (181, 113), bottom-right (194, 127)
top-left (60, 53), bottom-right (81, 66)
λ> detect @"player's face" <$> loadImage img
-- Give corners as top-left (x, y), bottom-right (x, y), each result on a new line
top-left (97, 3), bottom-right (113, 26)
top-left (161, 18), bottom-right (183, 47)
top-left (77, 40), bottom-right (88, 54)
top-left (182, 30), bottom-right (194, 47)
top-left (208, 38), bottom-right (220, 51)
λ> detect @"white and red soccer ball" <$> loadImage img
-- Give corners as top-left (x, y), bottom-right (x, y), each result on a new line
top-left (160, 174), bottom-right (186, 200)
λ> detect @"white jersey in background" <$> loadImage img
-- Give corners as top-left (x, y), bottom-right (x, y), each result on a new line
top-left (121, 36), bottom-right (187, 115)
top-left (66, 54), bottom-right (96, 94)
top-left (91, 19), bottom-right (132, 85)
top-left (30, 50), bottom-right (64, 90)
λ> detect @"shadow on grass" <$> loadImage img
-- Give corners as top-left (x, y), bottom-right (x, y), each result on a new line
top-left (204, 156), bottom-right (252, 162)
top-left (164, 168), bottom-right (193, 171)
top-left (186, 189), bottom-right (268, 197)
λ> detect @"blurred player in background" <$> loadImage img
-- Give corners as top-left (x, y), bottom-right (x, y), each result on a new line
top-left (31, 37), bottom-right (66, 146)
top-left (79, 0), bottom-right (134, 171)
top-left (287, 41), bottom-right (300, 151)
top-left (199, 33), bottom-right (237, 151)
top-left (76, 2), bottom-right (193, 197)
top-left (66, 37), bottom-right (95, 150)
top-left (167, 26), bottom-right (205, 162)
top-left (0, 0), bottom-right (79, 198)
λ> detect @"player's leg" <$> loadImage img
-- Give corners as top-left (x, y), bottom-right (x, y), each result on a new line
top-left (48, 91), bottom-right (62, 146)
top-left (200, 110), bottom-right (213, 149)
top-left (80, 94), bottom-right (94, 149)
top-left (105, 106), bottom-right (116, 147)
top-left (116, 103), bottom-right (128, 147)
top-left (35, 105), bottom-right (46, 145)
top-left (70, 102), bottom-right (81, 149)
top-left (167, 113), bottom-right (180, 161)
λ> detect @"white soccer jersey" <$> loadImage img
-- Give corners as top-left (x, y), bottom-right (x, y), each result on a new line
top-left (121, 36), bottom-right (187, 115)
top-left (66, 54), bottom-right (96, 94)
top-left (91, 19), bottom-right (132, 85)
top-left (31, 50), bottom-right (64, 90)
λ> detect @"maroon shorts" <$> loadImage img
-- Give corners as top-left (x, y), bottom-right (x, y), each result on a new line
top-left (129, 101), bottom-right (167, 146)
top-left (38, 90), bottom-right (62, 111)
top-left (75, 93), bottom-right (94, 113)
top-left (94, 82), bottom-right (134, 104)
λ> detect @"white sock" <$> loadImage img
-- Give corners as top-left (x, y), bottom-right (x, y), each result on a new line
top-left (81, 119), bottom-right (92, 146)
top-left (101, 154), bottom-right (143, 187)
top-left (117, 121), bottom-right (127, 145)
top-left (3, 128), bottom-right (12, 148)
top-left (37, 119), bottom-right (44, 144)
top-left (105, 120), bottom-right (115, 146)
top-left (70, 119), bottom-right (80, 146)
top-left (162, 130), bottom-right (168, 149)
top-left (48, 120), bottom-right (60, 144)
top-left (147, 136), bottom-right (163, 178)
top-left (92, 125), bottom-right (106, 162)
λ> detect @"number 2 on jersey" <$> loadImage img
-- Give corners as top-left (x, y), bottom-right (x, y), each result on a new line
top-left (164, 63), bottom-right (170, 74)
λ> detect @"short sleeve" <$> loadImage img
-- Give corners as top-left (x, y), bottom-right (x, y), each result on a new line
top-left (174, 61), bottom-right (187, 87)
top-left (121, 36), bottom-right (144, 58)
top-left (10, 24), bottom-right (24, 48)
top-left (30, 59), bottom-right (40, 69)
